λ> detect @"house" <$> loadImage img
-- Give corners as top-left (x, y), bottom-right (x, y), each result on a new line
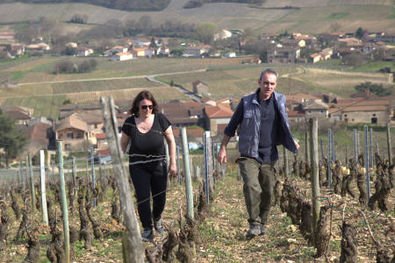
top-left (303, 100), bottom-right (329, 118)
top-left (26, 42), bottom-right (50, 51)
top-left (77, 48), bottom-right (94, 57)
top-left (10, 43), bottom-right (25, 56)
top-left (113, 52), bottom-right (134, 61)
top-left (133, 47), bottom-right (146, 57)
top-left (58, 102), bottom-right (106, 147)
top-left (223, 52), bottom-right (236, 58)
top-left (293, 33), bottom-right (318, 49)
top-left (309, 53), bottom-right (321, 63)
top-left (341, 98), bottom-right (392, 125)
top-left (133, 38), bottom-right (152, 47)
top-left (157, 46), bottom-right (170, 56)
top-left (172, 126), bottom-right (205, 144)
top-left (320, 51), bottom-right (331, 60)
top-left (133, 47), bottom-right (154, 57)
top-left (23, 122), bottom-right (54, 155)
top-left (287, 109), bottom-right (305, 124)
top-left (342, 105), bottom-right (388, 125)
top-left (214, 29), bottom-right (232, 41)
top-left (280, 38), bottom-right (305, 48)
top-left (203, 104), bottom-right (234, 136)
top-left (144, 48), bottom-right (155, 58)
top-left (60, 110), bottom-right (104, 147)
top-left (267, 47), bottom-right (300, 64)
top-left (160, 100), bottom-right (202, 127)
top-left (66, 42), bottom-right (78, 48)
top-left (104, 46), bottom-right (128, 56)
top-left (375, 32), bottom-right (395, 43)
top-left (95, 133), bottom-right (108, 150)
top-left (183, 47), bottom-right (208, 58)
top-left (56, 114), bottom-right (90, 152)
top-left (337, 38), bottom-right (362, 49)
top-left (1, 106), bottom-right (34, 125)
top-left (192, 80), bottom-right (209, 97)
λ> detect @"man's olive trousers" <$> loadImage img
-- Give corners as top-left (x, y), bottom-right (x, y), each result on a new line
top-left (237, 157), bottom-right (276, 226)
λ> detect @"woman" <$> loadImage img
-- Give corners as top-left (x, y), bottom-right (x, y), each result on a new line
top-left (120, 90), bottom-right (177, 241)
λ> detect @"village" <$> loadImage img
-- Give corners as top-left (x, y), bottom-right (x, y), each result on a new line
top-left (1, 80), bottom-right (394, 165)
top-left (0, 27), bottom-right (395, 164)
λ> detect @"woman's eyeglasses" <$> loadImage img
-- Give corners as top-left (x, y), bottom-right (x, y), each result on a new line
top-left (141, 105), bottom-right (153, 110)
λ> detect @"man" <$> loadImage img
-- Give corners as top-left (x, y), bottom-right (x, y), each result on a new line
top-left (217, 68), bottom-right (299, 239)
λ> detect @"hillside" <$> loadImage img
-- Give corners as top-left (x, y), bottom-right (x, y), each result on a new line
top-left (0, 0), bottom-right (394, 33)
top-left (0, 57), bottom-right (392, 119)
top-left (0, 0), bottom-right (171, 11)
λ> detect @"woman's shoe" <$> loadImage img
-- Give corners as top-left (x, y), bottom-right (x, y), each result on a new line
top-left (154, 218), bottom-right (164, 234)
top-left (141, 227), bottom-right (154, 242)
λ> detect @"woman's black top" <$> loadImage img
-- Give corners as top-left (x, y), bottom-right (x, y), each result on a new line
top-left (121, 113), bottom-right (171, 164)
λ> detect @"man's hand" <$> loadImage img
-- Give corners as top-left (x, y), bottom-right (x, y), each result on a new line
top-left (217, 146), bottom-right (227, 165)
top-left (294, 138), bottom-right (300, 150)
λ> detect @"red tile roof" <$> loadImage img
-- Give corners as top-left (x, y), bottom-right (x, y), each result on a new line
top-left (96, 148), bottom-right (110, 156)
top-left (205, 105), bottom-right (234, 118)
top-left (173, 127), bottom-right (205, 139)
top-left (56, 113), bottom-right (89, 132)
top-left (95, 133), bottom-right (107, 140)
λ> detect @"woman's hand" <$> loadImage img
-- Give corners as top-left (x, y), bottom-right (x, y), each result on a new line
top-left (168, 163), bottom-right (177, 178)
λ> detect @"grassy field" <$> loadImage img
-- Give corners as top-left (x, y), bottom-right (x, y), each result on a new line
top-left (0, 56), bottom-right (393, 119)
top-left (0, 0), bottom-right (394, 34)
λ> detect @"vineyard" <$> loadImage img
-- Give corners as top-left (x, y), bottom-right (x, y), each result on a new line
top-left (0, 101), bottom-right (394, 262)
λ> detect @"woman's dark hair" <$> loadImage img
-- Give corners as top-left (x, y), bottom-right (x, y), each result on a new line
top-left (129, 90), bottom-right (159, 117)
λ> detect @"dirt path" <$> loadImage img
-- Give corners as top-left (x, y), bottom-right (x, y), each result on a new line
top-left (16, 68), bottom-right (207, 87)
top-left (193, 173), bottom-right (394, 262)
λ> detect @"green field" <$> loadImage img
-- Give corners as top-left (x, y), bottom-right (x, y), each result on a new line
top-left (0, 56), bottom-right (393, 119)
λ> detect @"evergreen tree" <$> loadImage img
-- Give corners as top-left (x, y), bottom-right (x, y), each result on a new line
top-left (0, 110), bottom-right (27, 168)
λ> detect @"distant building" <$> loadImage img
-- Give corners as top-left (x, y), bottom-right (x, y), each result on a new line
top-left (1, 106), bottom-right (34, 125)
top-left (113, 52), bottom-right (134, 61)
top-left (267, 47), bottom-right (300, 64)
top-left (214, 29), bottom-right (232, 41)
top-left (77, 48), bottom-right (94, 57)
top-left (160, 100), bottom-right (202, 127)
top-left (303, 100), bottom-right (329, 118)
top-left (192, 80), bottom-right (209, 97)
top-left (203, 104), bottom-right (234, 136)
top-left (183, 47), bottom-right (208, 58)
top-left (56, 114), bottom-right (89, 152)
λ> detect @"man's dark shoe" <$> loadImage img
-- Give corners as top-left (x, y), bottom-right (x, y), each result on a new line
top-left (141, 227), bottom-right (154, 242)
top-left (154, 218), bottom-right (164, 234)
top-left (260, 225), bottom-right (267, 235)
top-left (246, 224), bottom-right (261, 239)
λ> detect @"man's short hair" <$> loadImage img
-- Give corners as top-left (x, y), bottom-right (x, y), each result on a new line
top-left (259, 68), bottom-right (278, 80)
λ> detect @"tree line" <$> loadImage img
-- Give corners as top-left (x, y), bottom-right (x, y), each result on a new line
top-left (53, 59), bottom-right (98, 74)
top-left (183, 0), bottom-right (265, 8)
top-left (0, 0), bottom-right (170, 11)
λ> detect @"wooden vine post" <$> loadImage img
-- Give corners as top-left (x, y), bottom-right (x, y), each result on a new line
top-left (181, 127), bottom-right (194, 219)
top-left (101, 96), bottom-right (144, 263)
top-left (327, 129), bottom-right (332, 188)
top-left (27, 153), bottom-right (36, 211)
top-left (309, 118), bottom-right (320, 242)
top-left (387, 121), bottom-right (392, 165)
top-left (283, 146), bottom-right (289, 177)
top-left (364, 126), bottom-right (370, 203)
top-left (353, 129), bottom-right (358, 163)
top-left (57, 141), bottom-right (70, 263)
top-left (90, 147), bottom-right (96, 207)
top-left (39, 150), bottom-right (48, 225)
